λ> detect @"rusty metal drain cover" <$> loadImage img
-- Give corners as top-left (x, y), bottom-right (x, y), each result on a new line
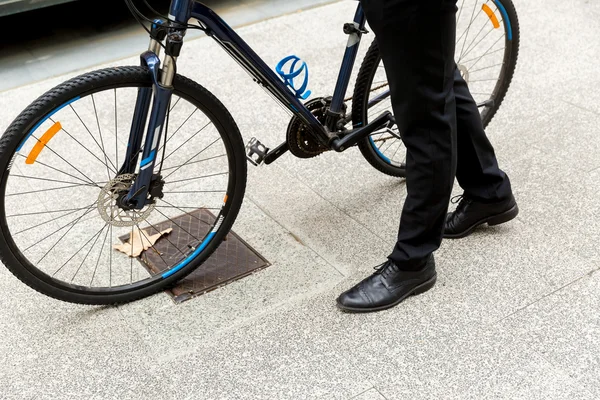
top-left (120, 209), bottom-right (270, 303)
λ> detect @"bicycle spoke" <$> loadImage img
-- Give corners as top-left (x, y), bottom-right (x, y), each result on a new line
top-left (164, 171), bottom-right (229, 185)
top-left (48, 117), bottom-right (117, 175)
top-left (109, 223), bottom-right (113, 287)
top-left (381, 137), bottom-right (397, 155)
top-left (390, 140), bottom-right (404, 162)
top-left (462, 47), bottom-right (504, 65)
top-left (155, 205), bottom-right (222, 210)
top-left (16, 154), bottom-right (95, 186)
top-left (10, 174), bottom-right (98, 187)
top-left (154, 207), bottom-right (202, 243)
top-left (377, 133), bottom-right (388, 151)
top-left (26, 134), bottom-right (101, 187)
top-left (7, 206), bottom-right (94, 218)
top-left (22, 205), bottom-right (96, 251)
top-left (71, 223), bottom-right (107, 284)
top-left (458, 0), bottom-right (479, 61)
top-left (468, 62), bottom-right (504, 74)
top-left (130, 223), bottom-right (134, 283)
top-left (456, 0), bottom-right (466, 24)
top-left (114, 88), bottom-right (118, 169)
top-left (6, 182), bottom-right (102, 197)
top-left (90, 223), bottom-right (110, 287)
top-left (70, 104), bottom-right (118, 173)
top-left (160, 154), bottom-right (227, 172)
top-left (169, 97), bottom-right (181, 112)
top-left (91, 94), bottom-right (112, 181)
top-left (13, 204), bottom-right (96, 235)
top-left (162, 137), bottom-right (222, 180)
top-left (135, 223), bottom-right (170, 268)
top-left (166, 190), bottom-right (226, 194)
top-left (140, 217), bottom-right (189, 260)
top-left (36, 204), bottom-right (97, 264)
top-left (159, 198), bottom-right (212, 224)
top-left (157, 108), bottom-right (198, 154)
top-left (162, 121), bottom-right (213, 164)
top-left (458, 17), bottom-right (490, 63)
top-left (368, 99), bottom-right (393, 116)
top-left (466, 35), bottom-right (505, 71)
top-left (460, 23), bottom-right (502, 63)
top-left (468, 78), bottom-right (502, 83)
top-left (51, 222), bottom-right (107, 278)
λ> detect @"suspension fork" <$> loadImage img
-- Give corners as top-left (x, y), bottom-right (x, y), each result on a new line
top-left (121, 23), bottom-right (184, 209)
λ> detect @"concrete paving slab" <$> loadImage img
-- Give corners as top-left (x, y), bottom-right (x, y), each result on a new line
top-left (498, 270), bottom-right (600, 396)
top-left (0, 280), bottom-right (164, 399)
top-left (349, 388), bottom-right (387, 400)
top-left (153, 308), bottom-right (374, 400)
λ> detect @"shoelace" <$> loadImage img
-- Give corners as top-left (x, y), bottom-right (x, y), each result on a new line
top-left (451, 194), bottom-right (472, 214)
top-left (373, 260), bottom-right (398, 278)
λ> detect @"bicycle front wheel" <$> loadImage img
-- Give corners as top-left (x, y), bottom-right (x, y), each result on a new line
top-left (0, 66), bottom-right (247, 304)
top-left (352, 0), bottom-right (520, 177)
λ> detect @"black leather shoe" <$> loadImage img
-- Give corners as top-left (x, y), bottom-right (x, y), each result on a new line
top-left (444, 194), bottom-right (519, 239)
top-left (336, 256), bottom-right (436, 313)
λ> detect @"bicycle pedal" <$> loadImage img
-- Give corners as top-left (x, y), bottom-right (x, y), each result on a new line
top-left (246, 137), bottom-right (269, 166)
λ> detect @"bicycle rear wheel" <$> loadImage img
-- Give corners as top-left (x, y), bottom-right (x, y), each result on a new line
top-left (352, 0), bottom-right (520, 177)
top-left (0, 66), bottom-right (247, 304)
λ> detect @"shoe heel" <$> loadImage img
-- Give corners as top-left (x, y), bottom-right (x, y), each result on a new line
top-left (412, 274), bottom-right (437, 296)
top-left (487, 204), bottom-right (519, 226)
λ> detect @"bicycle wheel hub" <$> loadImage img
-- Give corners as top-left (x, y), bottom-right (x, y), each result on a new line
top-left (97, 174), bottom-right (154, 227)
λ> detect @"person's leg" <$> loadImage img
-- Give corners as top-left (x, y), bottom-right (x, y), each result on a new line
top-left (453, 68), bottom-right (512, 202)
top-left (372, 0), bottom-right (459, 270)
top-left (336, 0), bottom-right (458, 312)
top-left (443, 68), bottom-right (519, 239)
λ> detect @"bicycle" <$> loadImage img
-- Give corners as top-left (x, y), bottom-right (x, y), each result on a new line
top-left (0, 0), bottom-right (519, 304)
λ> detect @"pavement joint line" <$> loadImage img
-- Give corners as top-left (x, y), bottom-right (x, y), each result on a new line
top-left (145, 278), bottom-right (345, 363)
top-left (245, 193), bottom-right (347, 278)
top-left (586, 165), bottom-right (600, 173)
top-left (374, 386), bottom-right (389, 400)
top-left (561, 100), bottom-right (600, 117)
top-left (492, 266), bottom-right (600, 325)
top-left (0, 0), bottom-right (341, 95)
top-left (349, 387), bottom-right (377, 399)
top-left (282, 164), bottom-right (396, 243)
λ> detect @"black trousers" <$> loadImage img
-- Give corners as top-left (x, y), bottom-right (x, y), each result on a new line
top-left (360, 0), bottom-right (513, 269)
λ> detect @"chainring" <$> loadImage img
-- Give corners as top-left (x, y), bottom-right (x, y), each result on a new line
top-left (286, 97), bottom-right (346, 158)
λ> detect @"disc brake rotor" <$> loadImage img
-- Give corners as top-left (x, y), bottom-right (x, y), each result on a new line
top-left (97, 174), bottom-right (154, 227)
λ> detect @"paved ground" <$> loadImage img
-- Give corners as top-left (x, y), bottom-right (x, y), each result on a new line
top-left (1, 0), bottom-right (600, 399)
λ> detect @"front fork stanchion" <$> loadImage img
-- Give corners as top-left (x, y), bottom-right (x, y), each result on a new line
top-left (124, 32), bottom-right (184, 210)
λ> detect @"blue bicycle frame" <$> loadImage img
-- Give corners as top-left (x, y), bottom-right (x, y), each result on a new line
top-left (121, 0), bottom-right (387, 209)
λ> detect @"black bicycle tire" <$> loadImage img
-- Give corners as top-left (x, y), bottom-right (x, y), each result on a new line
top-left (352, 0), bottom-right (520, 177)
top-left (0, 66), bottom-right (247, 305)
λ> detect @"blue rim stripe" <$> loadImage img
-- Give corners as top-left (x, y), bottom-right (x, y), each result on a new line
top-left (493, 0), bottom-right (513, 41)
top-left (17, 96), bottom-right (81, 151)
top-left (140, 150), bottom-right (156, 167)
top-left (161, 231), bottom-right (217, 278)
top-left (369, 136), bottom-right (391, 164)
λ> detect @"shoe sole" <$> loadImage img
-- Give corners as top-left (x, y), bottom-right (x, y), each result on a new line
top-left (443, 203), bottom-right (519, 240)
top-left (336, 273), bottom-right (437, 313)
